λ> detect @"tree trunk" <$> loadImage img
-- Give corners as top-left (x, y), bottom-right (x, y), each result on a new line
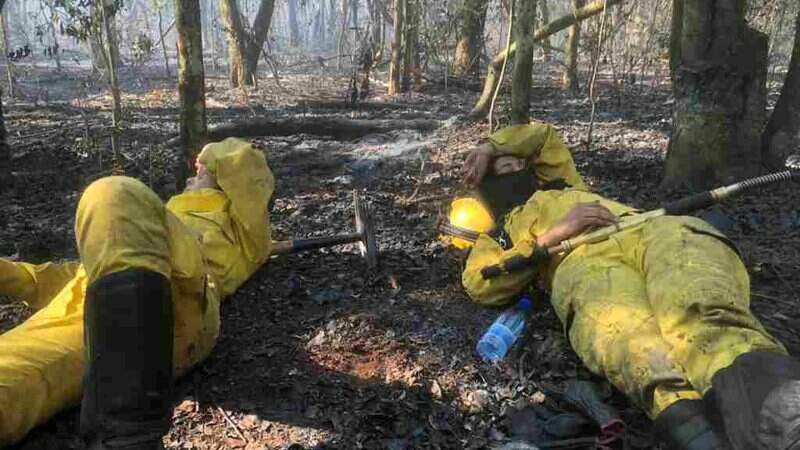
top-left (1, 10), bottom-right (14, 99)
top-left (470, 0), bottom-right (624, 119)
top-left (244, 0), bottom-right (277, 80)
top-left (511, 0), bottom-right (536, 124)
top-left (401, 0), bottom-right (415, 92)
top-left (287, 0), bottom-right (301, 46)
top-left (100, 0), bottom-right (122, 166)
top-left (157, 5), bottom-right (172, 77)
top-left (328, 0), bottom-right (338, 50)
top-left (669, 0), bottom-right (682, 75)
top-left (351, 0), bottom-right (358, 29)
top-left (219, 0), bottom-right (249, 86)
top-left (663, 0), bottom-right (768, 189)
top-left (337, 0), bottom-right (350, 68)
top-left (388, 0), bottom-right (403, 95)
top-left (539, 0), bottom-right (550, 62)
top-left (761, 9), bottom-right (800, 169)
top-left (0, 91), bottom-right (9, 193)
top-left (452, 0), bottom-right (489, 77)
top-left (562, 0), bottom-right (584, 92)
top-left (176, 0), bottom-right (208, 186)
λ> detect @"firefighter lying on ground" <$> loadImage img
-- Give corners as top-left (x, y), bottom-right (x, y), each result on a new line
top-left (0, 138), bottom-right (273, 449)
top-left (449, 123), bottom-right (800, 450)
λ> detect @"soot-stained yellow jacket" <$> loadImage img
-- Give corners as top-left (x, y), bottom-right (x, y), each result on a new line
top-left (462, 123), bottom-right (636, 305)
top-left (0, 139), bottom-right (273, 446)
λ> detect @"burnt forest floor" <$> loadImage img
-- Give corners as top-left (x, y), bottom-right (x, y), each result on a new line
top-left (1, 60), bottom-right (798, 450)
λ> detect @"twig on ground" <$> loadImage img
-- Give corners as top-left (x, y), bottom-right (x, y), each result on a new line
top-left (217, 406), bottom-right (248, 444)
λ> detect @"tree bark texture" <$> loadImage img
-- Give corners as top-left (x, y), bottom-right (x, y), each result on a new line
top-left (0, 0), bottom-right (9, 191)
top-left (539, 0), bottom-right (550, 61)
top-left (663, 0), bottom-right (768, 188)
top-left (100, 0), bottom-right (122, 164)
top-left (176, 0), bottom-right (208, 183)
top-left (761, 9), bottom-right (800, 169)
top-left (401, 0), bottom-right (417, 92)
top-left (1, 10), bottom-right (14, 98)
top-left (157, 5), bottom-right (172, 77)
top-left (511, 0), bottom-right (536, 124)
top-left (469, 0), bottom-right (625, 119)
top-left (452, 0), bottom-right (489, 77)
top-left (0, 91), bottom-right (9, 192)
top-left (388, 0), bottom-right (404, 95)
top-left (562, 0), bottom-right (584, 92)
top-left (219, 0), bottom-right (276, 87)
top-left (287, 0), bottom-right (301, 46)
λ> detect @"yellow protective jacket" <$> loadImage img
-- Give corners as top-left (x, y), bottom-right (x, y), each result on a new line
top-left (462, 124), bottom-right (785, 418)
top-left (0, 138), bottom-right (274, 446)
top-left (463, 122), bottom-right (630, 305)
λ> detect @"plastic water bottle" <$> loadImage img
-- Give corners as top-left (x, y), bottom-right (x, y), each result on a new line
top-left (476, 296), bottom-right (533, 362)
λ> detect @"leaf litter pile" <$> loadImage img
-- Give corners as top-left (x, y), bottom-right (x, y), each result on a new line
top-left (1, 64), bottom-right (798, 449)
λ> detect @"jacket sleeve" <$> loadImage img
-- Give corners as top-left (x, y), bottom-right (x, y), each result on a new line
top-left (0, 259), bottom-right (80, 310)
top-left (462, 234), bottom-right (541, 307)
top-left (487, 123), bottom-right (587, 190)
top-left (197, 138), bottom-right (275, 265)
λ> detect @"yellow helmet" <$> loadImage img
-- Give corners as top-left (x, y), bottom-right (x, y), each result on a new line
top-left (442, 197), bottom-right (496, 249)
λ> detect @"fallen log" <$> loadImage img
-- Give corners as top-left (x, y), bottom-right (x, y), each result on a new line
top-left (165, 116), bottom-right (441, 146)
top-left (293, 100), bottom-right (418, 111)
top-left (469, 0), bottom-right (626, 119)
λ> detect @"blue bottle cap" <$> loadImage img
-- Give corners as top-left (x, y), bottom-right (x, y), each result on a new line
top-left (518, 295), bottom-right (533, 312)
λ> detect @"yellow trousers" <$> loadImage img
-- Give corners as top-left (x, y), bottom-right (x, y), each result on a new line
top-left (0, 177), bottom-right (219, 446)
top-left (551, 216), bottom-right (786, 418)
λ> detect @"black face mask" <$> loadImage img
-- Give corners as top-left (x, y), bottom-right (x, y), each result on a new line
top-left (476, 169), bottom-right (538, 221)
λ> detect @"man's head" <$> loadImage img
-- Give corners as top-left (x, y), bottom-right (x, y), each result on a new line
top-left (475, 155), bottom-right (538, 221)
top-left (184, 162), bottom-right (219, 193)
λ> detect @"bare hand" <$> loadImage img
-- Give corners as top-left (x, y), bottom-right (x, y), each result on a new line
top-left (462, 143), bottom-right (496, 188)
top-left (538, 202), bottom-right (618, 248)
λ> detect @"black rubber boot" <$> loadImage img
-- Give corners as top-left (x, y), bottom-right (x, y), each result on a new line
top-left (654, 399), bottom-right (723, 450)
top-left (80, 269), bottom-right (174, 450)
top-left (710, 351), bottom-right (800, 450)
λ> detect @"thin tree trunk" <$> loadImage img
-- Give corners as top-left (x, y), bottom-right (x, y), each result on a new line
top-left (287, 0), bottom-right (301, 46)
top-left (388, 0), bottom-right (403, 95)
top-left (470, 0), bottom-right (625, 119)
top-left (219, 0), bottom-right (249, 86)
top-left (243, 0), bottom-right (277, 81)
top-left (401, 0), bottom-right (414, 92)
top-left (337, 0), bottom-right (350, 68)
top-left (538, 0), bottom-right (550, 61)
top-left (157, 5), bottom-right (172, 77)
top-left (762, 8), bottom-right (800, 169)
top-left (511, 0), bottom-right (536, 124)
top-left (0, 92), bottom-right (9, 193)
top-left (176, 0), bottom-right (208, 186)
top-left (46, 2), bottom-right (61, 70)
top-left (562, 0), bottom-right (584, 92)
top-left (100, 0), bottom-right (122, 166)
top-left (351, 0), bottom-right (358, 29)
top-left (329, 0), bottom-right (338, 50)
top-left (453, 0), bottom-right (489, 77)
top-left (663, 0), bottom-right (768, 188)
top-left (1, 11), bottom-right (14, 99)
